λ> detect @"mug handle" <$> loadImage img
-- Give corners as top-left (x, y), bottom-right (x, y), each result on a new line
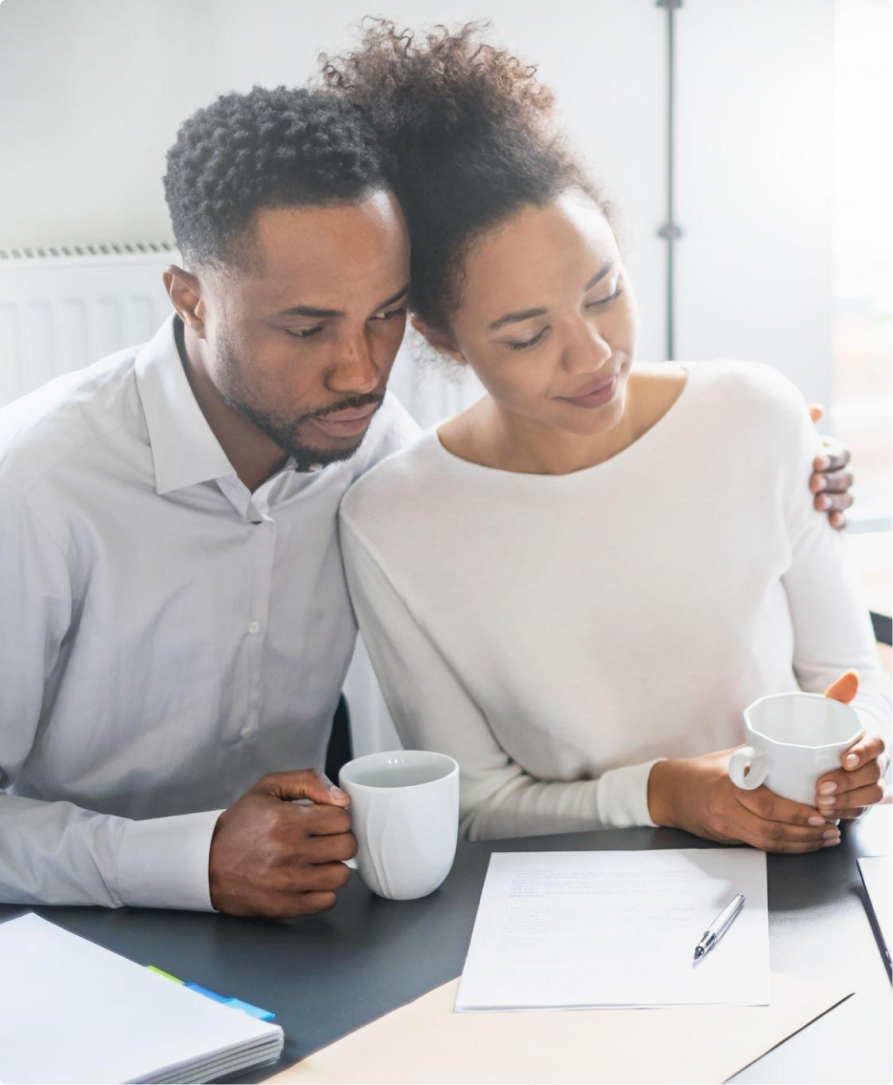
top-left (729, 745), bottom-right (769, 791)
top-left (343, 857), bottom-right (358, 870)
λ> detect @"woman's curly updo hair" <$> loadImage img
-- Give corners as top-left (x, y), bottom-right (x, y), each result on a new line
top-left (320, 20), bottom-right (605, 337)
top-left (163, 85), bottom-right (387, 269)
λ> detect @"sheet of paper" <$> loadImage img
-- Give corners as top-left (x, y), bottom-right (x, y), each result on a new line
top-left (270, 973), bottom-right (853, 1085)
top-left (456, 849), bottom-right (769, 1010)
top-left (858, 856), bottom-right (891, 966)
top-left (0, 913), bottom-right (283, 1085)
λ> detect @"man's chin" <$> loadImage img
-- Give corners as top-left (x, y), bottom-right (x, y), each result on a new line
top-left (287, 419), bottom-right (371, 470)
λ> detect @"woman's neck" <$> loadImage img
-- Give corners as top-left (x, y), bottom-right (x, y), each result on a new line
top-left (439, 366), bottom-right (686, 476)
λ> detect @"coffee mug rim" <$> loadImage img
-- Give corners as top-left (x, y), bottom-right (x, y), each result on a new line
top-left (339, 749), bottom-right (459, 792)
top-left (744, 692), bottom-right (862, 751)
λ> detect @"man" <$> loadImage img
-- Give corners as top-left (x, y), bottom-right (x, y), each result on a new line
top-left (0, 86), bottom-right (854, 919)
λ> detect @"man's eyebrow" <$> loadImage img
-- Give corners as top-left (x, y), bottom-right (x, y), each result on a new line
top-left (487, 263), bottom-right (614, 332)
top-left (275, 304), bottom-right (342, 319)
top-left (374, 284), bottom-right (411, 311)
top-left (273, 283), bottom-right (410, 321)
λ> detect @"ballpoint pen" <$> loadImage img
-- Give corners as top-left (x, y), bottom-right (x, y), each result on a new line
top-left (693, 893), bottom-right (746, 961)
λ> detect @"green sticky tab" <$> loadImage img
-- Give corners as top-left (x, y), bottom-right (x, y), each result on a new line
top-left (146, 965), bottom-right (185, 984)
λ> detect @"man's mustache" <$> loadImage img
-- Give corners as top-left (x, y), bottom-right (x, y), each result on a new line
top-left (310, 394), bottom-right (384, 419)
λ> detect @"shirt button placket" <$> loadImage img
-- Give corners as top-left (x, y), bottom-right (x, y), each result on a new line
top-left (242, 514), bottom-right (276, 744)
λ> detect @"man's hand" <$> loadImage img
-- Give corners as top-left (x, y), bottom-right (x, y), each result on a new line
top-left (648, 750), bottom-right (839, 853)
top-left (208, 769), bottom-right (356, 918)
top-left (809, 404), bottom-right (853, 531)
top-left (815, 671), bottom-right (888, 821)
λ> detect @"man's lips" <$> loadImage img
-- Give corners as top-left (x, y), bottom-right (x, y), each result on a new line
top-left (310, 400), bottom-right (381, 438)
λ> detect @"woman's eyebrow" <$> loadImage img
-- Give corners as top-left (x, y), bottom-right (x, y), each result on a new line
top-left (488, 262), bottom-right (615, 332)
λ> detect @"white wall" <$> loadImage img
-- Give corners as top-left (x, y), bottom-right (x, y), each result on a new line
top-left (0, 0), bottom-right (667, 370)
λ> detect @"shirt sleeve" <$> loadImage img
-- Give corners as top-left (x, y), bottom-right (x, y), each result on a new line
top-left (0, 484), bottom-right (221, 910)
top-left (340, 513), bottom-right (662, 841)
top-left (774, 385), bottom-right (891, 750)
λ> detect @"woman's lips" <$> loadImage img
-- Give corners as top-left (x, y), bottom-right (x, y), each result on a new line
top-left (311, 401), bottom-right (381, 438)
top-left (558, 374), bottom-right (619, 409)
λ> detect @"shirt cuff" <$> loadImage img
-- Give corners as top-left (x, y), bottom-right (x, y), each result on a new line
top-left (115, 810), bottom-right (224, 910)
top-left (595, 759), bottom-right (666, 829)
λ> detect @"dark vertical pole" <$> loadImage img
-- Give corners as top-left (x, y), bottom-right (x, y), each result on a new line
top-left (657, 0), bottom-right (682, 361)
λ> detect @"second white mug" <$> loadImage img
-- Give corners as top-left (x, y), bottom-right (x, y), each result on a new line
top-left (339, 750), bottom-right (459, 900)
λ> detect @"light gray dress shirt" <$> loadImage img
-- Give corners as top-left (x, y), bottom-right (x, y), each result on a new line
top-left (0, 315), bottom-right (419, 911)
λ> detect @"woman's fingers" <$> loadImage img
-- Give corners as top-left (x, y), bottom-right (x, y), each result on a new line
top-left (819, 781), bottom-right (887, 816)
top-left (734, 785), bottom-right (826, 827)
top-left (732, 811), bottom-right (838, 852)
top-left (842, 733), bottom-right (885, 770)
top-left (816, 758), bottom-right (883, 802)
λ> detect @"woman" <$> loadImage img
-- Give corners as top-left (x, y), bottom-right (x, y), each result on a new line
top-left (323, 23), bottom-right (889, 852)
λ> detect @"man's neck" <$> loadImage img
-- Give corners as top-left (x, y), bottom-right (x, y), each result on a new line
top-left (175, 319), bottom-right (288, 492)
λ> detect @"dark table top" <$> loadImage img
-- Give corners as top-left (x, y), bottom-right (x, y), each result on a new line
top-left (1, 810), bottom-right (889, 1085)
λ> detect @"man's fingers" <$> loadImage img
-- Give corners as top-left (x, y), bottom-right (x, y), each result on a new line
top-left (304, 831), bottom-right (359, 863)
top-left (735, 785), bottom-right (825, 828)
top-left (814, 492), bottom-right (854, 514)
top-left (841, 733), bottom-right (885, 770)
top-left (823, 670), bottom-right (859, 704)
top-left (811, 468), bottom-right (854, 494)
top-left (290, 862), bottom-right (352, 892)
top-left (298, 803), bottom-right (352, 836)
top-left (292, 891), bottom-right (339, 916)
top-left (254, 769), bottom-right (350, 807)
top-left (814, 437), bottom-right (850, 472)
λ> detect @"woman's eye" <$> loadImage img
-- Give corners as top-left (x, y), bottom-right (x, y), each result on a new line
top-left (585, 289), bottom-right (622, 310)
top-left (371, 307), bottom-right (406, 322)
top-left (506, 328), bottom-right (548, 352)
top-left (285, 326), bottom-right (323, 340)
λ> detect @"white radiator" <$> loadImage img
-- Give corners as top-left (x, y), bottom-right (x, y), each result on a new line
top-left (0, 244), bottom-right (482, 755)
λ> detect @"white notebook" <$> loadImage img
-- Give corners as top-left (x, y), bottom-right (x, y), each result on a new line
top-left (456, 848), bottom-right (770, 1011)
top-left (0, 913), bottom-right (283, 1084)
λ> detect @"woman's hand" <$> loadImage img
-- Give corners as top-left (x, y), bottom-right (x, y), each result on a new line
top-left (815, 670), bottom-right (888, 821)
top-left (647, 751), bottom-right (839, 853)
top-left (808, 404), bottom-right (853, 531)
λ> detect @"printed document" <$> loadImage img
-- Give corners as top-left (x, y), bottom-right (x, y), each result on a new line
top-left (456, 849), bottom-right (769, 1010)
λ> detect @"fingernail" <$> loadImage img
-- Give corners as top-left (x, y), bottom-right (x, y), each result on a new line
top-left (819, 782), bottom-right (837, 795)
top-left (814, 477), bottom-right (827, 492)
top-left (817, 495), bottom-right (830, 510)
top-left (816, 456), bottom-right (830, 471)
top-left (823, 829), bottom-right (840, 841)
top-left (808, 816), bottom-right (826, 826)
top-left (845, 754), bottom-right (859, 768)
top-left (818, 796), bottom-right (835, 807)
top-left (823, 837), bottom-right (841, 847)
top-left (329, 785), bottom-right (349, 800)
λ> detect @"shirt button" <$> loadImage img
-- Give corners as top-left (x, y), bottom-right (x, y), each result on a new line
top-left (247, 620), bottom-right (260, 635)
top-left (240, 725), bottom-right (253, 740)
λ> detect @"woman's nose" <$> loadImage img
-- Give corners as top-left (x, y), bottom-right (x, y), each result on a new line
top-left (560, 323), bottom-right (612, 375)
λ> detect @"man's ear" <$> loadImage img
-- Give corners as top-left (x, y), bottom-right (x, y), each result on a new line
top-left (163, 265), bottom-right (207, 338)
top-left (410, 316), bottom-right (466, 365)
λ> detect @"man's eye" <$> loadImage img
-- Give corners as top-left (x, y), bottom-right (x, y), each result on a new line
top-left (285, 326), bottom-right (323, 340)
top-left (506, 328), bottom-right (548, 352)
top-left (371, 307), bottom-right (406, 322)
top-left (585, 289), bottom-right (622, 310)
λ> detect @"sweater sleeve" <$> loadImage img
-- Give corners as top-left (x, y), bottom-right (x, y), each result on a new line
top-left (773, 382), bottom-right (891, 749)
top-left (340, 514), bottom-right (662, 840)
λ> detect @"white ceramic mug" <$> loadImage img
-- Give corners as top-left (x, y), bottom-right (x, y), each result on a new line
top-left (339, 750), bottom-right (459, 900)
top-left (728, 692), bottom-right (863, 805)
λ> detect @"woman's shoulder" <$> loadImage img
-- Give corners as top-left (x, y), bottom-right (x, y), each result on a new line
top-left (340, 428), bottom-right (448, 538)
top-left (681, 360), bottom-right (808, 411)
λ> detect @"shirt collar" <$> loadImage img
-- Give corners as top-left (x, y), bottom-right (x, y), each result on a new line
top-left (134, 315), bottom-right (238, 496)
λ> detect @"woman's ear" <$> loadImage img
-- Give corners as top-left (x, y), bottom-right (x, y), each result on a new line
top-left (410, 316), bottom-right (467, 365)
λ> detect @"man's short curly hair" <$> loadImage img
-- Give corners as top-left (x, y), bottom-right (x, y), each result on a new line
top-left (163, 85), bottom-right (388, 268)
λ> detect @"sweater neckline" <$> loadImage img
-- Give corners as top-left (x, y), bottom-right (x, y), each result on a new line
top-left (427, 363), bottom-right (695, 483)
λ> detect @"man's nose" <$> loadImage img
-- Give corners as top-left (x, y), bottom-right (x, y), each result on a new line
top-left (326, 332), bottom-right (381, 394)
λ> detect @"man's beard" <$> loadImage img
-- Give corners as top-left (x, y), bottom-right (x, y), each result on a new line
top-left (216, 335), bottom-right (381, 472)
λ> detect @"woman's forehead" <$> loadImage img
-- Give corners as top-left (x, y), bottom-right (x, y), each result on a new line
top-left (460, 194), bottom-right (619, 309)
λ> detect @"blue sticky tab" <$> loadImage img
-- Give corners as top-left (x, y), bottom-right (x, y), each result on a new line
top-left (185, 982), bottom-right (229, 1003)
top-left (224, 997), bottom-right (276, 1022)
